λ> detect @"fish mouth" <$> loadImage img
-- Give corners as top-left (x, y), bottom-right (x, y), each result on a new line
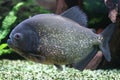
top-left (7, 39), bottom-right (15, 49)
top-left (7, 39), bottom-right (12, 47)
top-left (7, 38), bottom-right (22, 53)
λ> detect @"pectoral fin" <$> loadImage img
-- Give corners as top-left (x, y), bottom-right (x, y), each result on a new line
top-left (29, 53), bottom-right (46, 63)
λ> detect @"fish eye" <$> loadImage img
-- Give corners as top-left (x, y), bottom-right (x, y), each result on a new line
top-left (14, 33), bottom-right (22, 40)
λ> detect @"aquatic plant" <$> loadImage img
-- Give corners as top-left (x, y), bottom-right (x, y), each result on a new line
top-left (0, 2), bottom-right (24, 55)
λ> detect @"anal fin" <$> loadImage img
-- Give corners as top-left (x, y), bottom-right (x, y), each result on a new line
top-left (72, 46), bottom-right (99, 71)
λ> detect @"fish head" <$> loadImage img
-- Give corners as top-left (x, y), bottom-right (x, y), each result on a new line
top-left (7, 22), bottom-right (39, 54)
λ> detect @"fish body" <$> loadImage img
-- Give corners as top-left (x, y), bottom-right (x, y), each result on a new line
top-left (7, 6), bottom-right (115, 70)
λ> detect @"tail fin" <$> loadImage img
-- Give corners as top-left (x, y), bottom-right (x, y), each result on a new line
top-left (99, 23), bottom-right (116, 61)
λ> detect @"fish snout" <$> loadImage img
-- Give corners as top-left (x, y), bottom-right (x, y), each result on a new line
top-left (7, 33), bottom-right (22, 47)
top-left (7, 39), bottom-right (13, 47)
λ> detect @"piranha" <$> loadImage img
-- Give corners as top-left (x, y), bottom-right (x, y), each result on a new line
top-left (7, 6), bottom-right (115, 70)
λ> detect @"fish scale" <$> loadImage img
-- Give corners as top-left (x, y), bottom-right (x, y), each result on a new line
top-left (7, 6), bottom-right (115, 70)
top-left (25, 14), bottom-right (101, 64)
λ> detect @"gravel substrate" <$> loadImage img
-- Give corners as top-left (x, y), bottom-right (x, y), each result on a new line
top-left (0, 60), bottom-right (120, 80)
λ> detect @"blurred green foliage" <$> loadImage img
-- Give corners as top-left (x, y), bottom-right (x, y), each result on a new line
top-left (0, 2), bottom-right (24, 42)
top-left (83, 0), bottom-right (111, 28)
top-left (0, 0), bottom-right (50, 56)
top-left (0, 2), bottom-right (24, 55)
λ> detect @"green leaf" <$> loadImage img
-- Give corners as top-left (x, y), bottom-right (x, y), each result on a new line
top-left (0, 43), bottom-right (8, 50)
top-left (1, 2), bottom-right (24, 30)
top-left (0, 49), bottom-right (12, 55)
top-left (0, 2), bottom-right (24, 43)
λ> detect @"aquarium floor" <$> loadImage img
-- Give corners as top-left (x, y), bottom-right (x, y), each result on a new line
top-left (0, 59), bottom-right (120, 80)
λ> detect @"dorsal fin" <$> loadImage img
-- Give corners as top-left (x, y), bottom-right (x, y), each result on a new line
top-left (61, 6), bottom-right (88, 27)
